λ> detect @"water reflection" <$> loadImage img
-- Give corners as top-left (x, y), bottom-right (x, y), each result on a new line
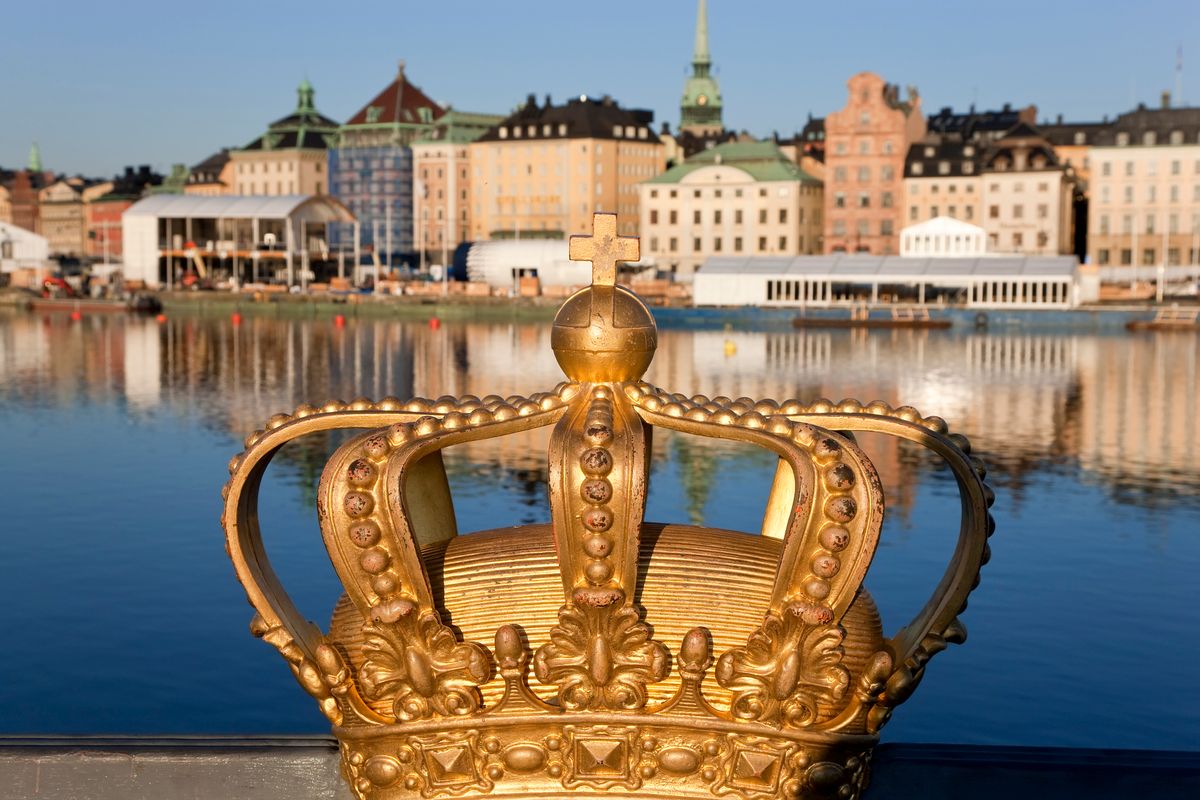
top-left (3, 311), bottom-right (1197, 507)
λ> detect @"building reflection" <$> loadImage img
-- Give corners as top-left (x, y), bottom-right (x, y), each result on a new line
top-left (1, 310), bottom-right (1197, 514)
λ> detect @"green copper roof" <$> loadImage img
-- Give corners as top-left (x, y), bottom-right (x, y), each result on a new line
top-left (28, 141), bottom-right (42, 172)
top-left (680, 0), bottom-right (722, 132)
top-left (412, 110), bottom-right (505, 144)
top-left (646, 141), bottom-right (819, 184)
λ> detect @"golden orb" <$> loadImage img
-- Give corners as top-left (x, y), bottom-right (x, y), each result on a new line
top-left (551, 284), bottom-right (657, 382)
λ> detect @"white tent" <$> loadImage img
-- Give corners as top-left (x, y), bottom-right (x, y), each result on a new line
top-left (0, 221), bottom-right (50, 273)
top-left (900, 216), bottom-right (988, 257)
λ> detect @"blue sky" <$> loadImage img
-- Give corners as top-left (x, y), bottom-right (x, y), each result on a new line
top-left (3, 0), bottom-right (1198, 177)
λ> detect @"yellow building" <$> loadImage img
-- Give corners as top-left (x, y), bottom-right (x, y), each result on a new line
top-left (412, 111), bottom-right (504, 265)
top-left (229, 80), bottom-right (338, 196)
top-left (639, 140), bottom-right (823, 277)
top-left (185, 149), bottom-right (234, 196)
top-left (1086, 102), bottom-right (1200, 267)
top-left (467, 95), bottom-right (664, 240)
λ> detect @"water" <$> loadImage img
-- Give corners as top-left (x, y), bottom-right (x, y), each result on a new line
top-left (0, 309), bottom-right (1198, 748)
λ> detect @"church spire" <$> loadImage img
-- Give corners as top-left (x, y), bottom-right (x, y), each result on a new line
top-left (28, 141), bottom-right (42, 173)
top-left (693, 0), bottom-right (711, 70)
top-left (680, 0), bottom-right (723, 136)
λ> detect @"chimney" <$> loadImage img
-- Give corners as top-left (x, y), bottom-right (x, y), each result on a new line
top-left (526, 93), bottom-right (537, 109)
top-left (544, 94), bottom-right (552, 108)
top-left (1056, 114), bottom-right (1063, 125)
top-left (1161, 90), bottom-right (1171, 109)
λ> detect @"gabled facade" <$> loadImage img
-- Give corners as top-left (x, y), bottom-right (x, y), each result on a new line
top-left (39, 178), bottom-right (112, 258)
top-left (823, 72), bottom-right (925, 254)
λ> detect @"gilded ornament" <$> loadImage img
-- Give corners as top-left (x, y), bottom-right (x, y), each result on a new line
top-left (221, 213), bottom-right (997, 799)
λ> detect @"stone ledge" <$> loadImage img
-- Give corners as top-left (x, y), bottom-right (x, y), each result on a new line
top-left (0, 738), bottom-right (1196, 799)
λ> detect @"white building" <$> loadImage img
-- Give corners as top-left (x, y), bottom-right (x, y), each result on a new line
top-left (694, 253), bottom-right (1092, 310)
top-left (0, 221), bottom-right (50, 274)
top-left (122, 194), bottom-right (355, 288)
top-left (900, 216), bottom-right (988, 257)
top-left (463, 239), bottom-right (606, 291)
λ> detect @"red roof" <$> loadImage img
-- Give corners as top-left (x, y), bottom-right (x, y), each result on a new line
top-left (345, 67), bottom-right (446, 126)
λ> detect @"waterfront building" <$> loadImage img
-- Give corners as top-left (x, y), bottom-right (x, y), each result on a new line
top-left (693, 252), bottom-right (1089, 309)
top-left (121, 194), bottom-right (354, 289)
top-left (638, 140), bottom-right (822, 278)
top-left (85, 166), bottom-right (163, 262)
top-left (823, 72), bottom-right (925, 254)
top-left (38, 177), bottom-right (112, 258)
top-left (1085, 100), bottom-right (1200, 267)
top-left (329, 62), bottom-right (445, 267)
top-left (467, 94), bottom-right (664, 241)
top-left (979, 122), bottom-right (1076, 255)
top-left (230, 80), bottom-right (338, 197)
top-left (904, 120), bottom-right (1076, 256)
top-left (186, 149), bottom-right (234, 196)
top-left (411, 110), bottom-right (504, 267)
top-left (0, 220), bottom-right (49, 274)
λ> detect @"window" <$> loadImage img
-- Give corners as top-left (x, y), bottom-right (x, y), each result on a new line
top-left (831, 220), bottom-right (845, 236)
top-left (1171, 160), bottom-right (1181, 175)
top-left (650, 189), bottom-right (658, 198)
top-left (758, 235), bottom-right (769, 249)
top-left (834, 141), bottom-right (848, 155)
top-left (989, 205), bottom-right (1000, 218)
top-left (833, 167), bottom-right (847, 182)
top-left (880, 220), bottom-right (893, 235)
top-left (965, 206), bottom-right (974, 220)
top-left (1037, 232), bottom-right (1049, 248)
top-left (693, 210), bottom-right (701, 224)
top-left (693, 237), bottom-right (702, 253)
top-left (860, 111), bottom-right (870, 126)
top-left (882, 192), bottom-right (893, 208)
top-left (883, 140), bottom-right (894, 154)
top-left (1146, 214), bottom-right (1155, 234)
top-left (931, 205), bottom-right (939, 217)
top-left (1142, 248), bottom-right (1155, 265)
top-left (1170, 130), bottom-right (1184, 145)
top-left (1170, 213), bottom-right (1179, 233)
top-left (1099, 214), bottom-right (1110, 234)
top-left (669, 210), bottom-right (678, 224)
top-left (1124, 187), bottom-right (1133, 203)
top-left (1013, 232), bottom-right (1024, 247)
top-left (778, 209), bottom-right (787, 223)
top-left (948, 204), bottom-right (957, 217)
top-left (1098, 249), bottom-right (1110, 264)
top-left (1037, 204), bottom-right (1048, 219)
top-left (912, 163), bottom-right (924, 175)
top-left (1120, 249), bottom-right (1132, 265)
top-left (1125, 162), bottom-right (1134, 176)
top-left (1147, 186), bottom-right (1156, 202)
top-left (881, 165), bottom-right (894, 181)
top-left (1101, 162), bottom-right (1111, 176)
top-left (910, 205), bottom-right (918, 221)
top-left (856, 219), bottom-right (869, 236)
top-left (714, 210), bottom-right (722, 224)
top-left (759, 209), bottom-right (768, 223)
top-left (858, 192), bottom-right (870, 208)
top-left (1144, 131), bottom-right (1157, 146)
top-left (734, 237), bottom-right (743, 252)
top-left (938, 161), bottom-right (950, 175)
top-left (855, 167), bottom-right (869, 183)
top-left (735, 209), bottom-right (743, 224)
top-left (1116, 132), bottom-right (1130, 146)
top-left (648, 236), bottom-right (658, 251)
top-left (649, 210), bottom-right (658, 224)
top-left (779, 236), bottom-right (788, 250)
top-left (1122, 214), bottom-right (1132, 234)
top-left (713, 237), bottom-right (722, 252)
top-left (669, 236), bottom-right (678, 251)
top-left (1013, 204), bottom-right (1024, 219)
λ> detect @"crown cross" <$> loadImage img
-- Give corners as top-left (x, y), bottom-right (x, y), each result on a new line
top-left (569, 212), bottom-right (639, 287)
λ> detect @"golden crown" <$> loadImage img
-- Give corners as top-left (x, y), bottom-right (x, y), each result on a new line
top-left (222, 213), bottom-right (995, 800)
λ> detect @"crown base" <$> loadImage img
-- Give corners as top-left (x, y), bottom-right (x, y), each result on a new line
top-left (337, 713), bottom-right (875, 799)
